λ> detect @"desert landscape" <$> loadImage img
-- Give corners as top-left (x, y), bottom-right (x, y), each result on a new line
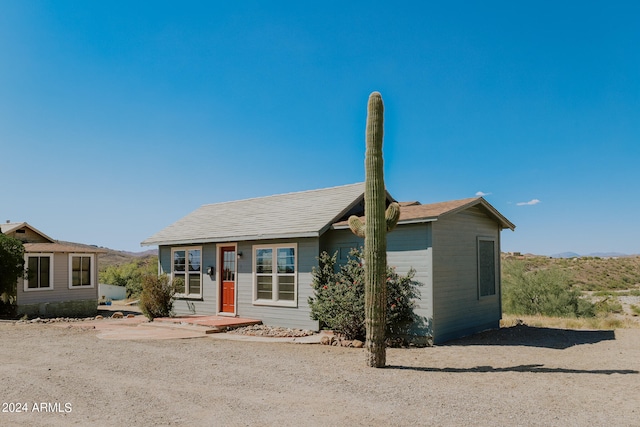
top-left (1, 314), bottom-right (638, 427)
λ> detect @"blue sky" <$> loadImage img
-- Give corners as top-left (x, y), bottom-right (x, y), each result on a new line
top-left (1, 1), bottom-right (639, 255)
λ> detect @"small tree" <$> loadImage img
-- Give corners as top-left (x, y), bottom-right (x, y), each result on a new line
top-left (139, 274), bottom-right (179, 320)
top-left (0, 232), bottom-right (25, 312)
top-left (309, 249), bottom-right (421, 343)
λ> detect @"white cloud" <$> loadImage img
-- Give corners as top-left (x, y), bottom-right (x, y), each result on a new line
top-left (476, 191), bottom-right (491, 196)
top-left (516, 199), bottom-right (541, 206)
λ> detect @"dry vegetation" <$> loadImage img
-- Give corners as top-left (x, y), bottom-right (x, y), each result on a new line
top-left (504, 253), bottom-right (640, 291)
top-left (502, 254), bottom-right (640, 328)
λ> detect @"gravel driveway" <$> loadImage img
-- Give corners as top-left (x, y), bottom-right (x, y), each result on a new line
top-left (0, 322), bottom-right (638, 426)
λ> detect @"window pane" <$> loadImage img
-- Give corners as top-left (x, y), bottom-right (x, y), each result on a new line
top-left (257, 275), bottom-right (272, 299)
top-left (189, 274), bottom-right (201, 295)
top-left (278, 276), bottom-right (295, 301)
top-left (174, 251), bottom-right (186, 272)
top-left (81, 257), bottom-right (91, 286)
top-left (223, 249), bottom-right (235, 281)
top-left (188, 249), bottom-right (201, 272)
top-left (40, 257), bottom-right (50, 288)
top-left (27, 257), bottom-right (38, 288)
top-left (174, 274), bottom-right (186, 294)
top-left (277, 248), bottom-right (295, 273)
top-left (479, 240), bottom-right (496, 296)
top-left (72, 256), bottom-right (83, 286)
top-left (256, 249), bottom-right (272, 274)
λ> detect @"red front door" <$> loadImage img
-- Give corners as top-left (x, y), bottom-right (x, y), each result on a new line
top-left (220, 247), bottom-right (236, 313)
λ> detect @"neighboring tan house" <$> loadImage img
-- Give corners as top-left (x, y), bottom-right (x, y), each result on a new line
top-left (141, 183), bottom-right (515, 344)
top-left (1, 222), bottom-right (104, 318)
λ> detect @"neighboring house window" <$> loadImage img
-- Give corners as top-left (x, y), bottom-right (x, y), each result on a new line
top-left (172, 247), bottom-right (202, 298)
top-left (253, 244), bottom-right (297, 306)
top-left (69, 254), bottom-right (95, 288)
top-left (477, 237), bottom-right (496, 297)
top-left (25, 254), bottom-right (53, 291)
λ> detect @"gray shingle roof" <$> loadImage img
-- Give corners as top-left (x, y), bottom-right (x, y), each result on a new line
top-left (141, 183), bottom-right (367, 246)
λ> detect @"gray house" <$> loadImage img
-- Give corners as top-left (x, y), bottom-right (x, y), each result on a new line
top-left (1, 222), bottom-right (104, 318)
top-left (141, 183), bottom-right (515, 343)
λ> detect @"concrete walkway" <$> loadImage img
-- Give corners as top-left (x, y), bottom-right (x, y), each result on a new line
top-left (67, 304), bottom-right (324, 343)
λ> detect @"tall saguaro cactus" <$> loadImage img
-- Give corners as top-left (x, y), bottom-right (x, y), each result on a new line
top-left (348, 92), bottom-right (400, 368)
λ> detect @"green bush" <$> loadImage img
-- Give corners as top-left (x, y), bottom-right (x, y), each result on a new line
top-left (308, 249), bottom-right (421, 341)
top-left (0, 233), bottom-right (25, 311)
top-left (139, 274), bottom-right (179, 320)
top-left (100, 257), bottom-right (158, 298)
top-left (503, 260), bottom-right (595, 318)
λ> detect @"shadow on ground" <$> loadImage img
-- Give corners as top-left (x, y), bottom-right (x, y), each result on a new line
top-left (385, 364), bottom-right (638, 375)
top-left (444, 324), bottom-right (616, 350)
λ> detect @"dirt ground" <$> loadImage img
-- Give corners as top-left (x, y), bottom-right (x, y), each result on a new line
top-left (1, 317), bottom-right (639, 427)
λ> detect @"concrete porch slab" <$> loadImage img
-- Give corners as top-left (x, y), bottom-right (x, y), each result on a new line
top-left (152, 315), bottom-right (262, 330)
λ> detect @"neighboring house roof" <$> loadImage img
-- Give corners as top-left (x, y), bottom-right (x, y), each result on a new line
top-left (24, 242), bottom-right (108, 253)
top-left (0, 222), bottom-right (55, 242)
top-left (141, 183), bottom-right (371, 246)
top-left (1, 222), bottom-right (106, 253)
top-left (333, 197), bottom-right (516, 231)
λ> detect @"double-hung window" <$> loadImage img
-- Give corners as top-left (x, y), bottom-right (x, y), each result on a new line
top-left (69, 254), bottom-right (95, 288)
top-left (254, 244), bottom-right (297, 306)
top-left (477, 237), bottom-right (497, 297)
top-left (25, 254), bottom-right (53, 291)
top-left (172, 247), bottom-right (202, 298)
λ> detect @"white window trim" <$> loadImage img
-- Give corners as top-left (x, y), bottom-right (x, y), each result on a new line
top-left (68, 253), bottom-right (96, 289)
top-left (24, 253), bottom-right (54, 292)
top-left (252, 243), bottom-right (298, 307)
top-left (477, 236), bottom-right (497, 298)
top-left (171, 246), bottom-right (203, 299)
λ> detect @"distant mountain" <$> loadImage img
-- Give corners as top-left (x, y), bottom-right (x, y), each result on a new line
top-left (98, 247), bottom-right (158, 270)
top-left (121, 249), bottom-right (158, 257)
top-left (550, 251), bottom-right (632, 259)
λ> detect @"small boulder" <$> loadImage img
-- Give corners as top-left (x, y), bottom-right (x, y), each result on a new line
top-left (111, 312), bottom-right (124, 319)
top-left (126, 314), bottom-right (135, 318)
top-left (320, 336), bottom-right (331, 345)
top-left (95, 315), bottom-right (104, 320)
top-left (352, 339), bottom-right (364, 348)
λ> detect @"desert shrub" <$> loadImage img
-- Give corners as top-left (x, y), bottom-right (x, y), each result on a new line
top-left (503, 259), bottom-right (595, 318)
top-left (139, 274), bottom-right (179, 320)
top-left (308, 249), bottom-right (421, 341)
top-left (594, 297), bottom-right (623, 315)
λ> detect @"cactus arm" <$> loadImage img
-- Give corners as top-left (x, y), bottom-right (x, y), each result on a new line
top-left (385, 202), bottom-right (400, 231)
top-left (348, 215), bottom-right (366, 238)
top-left (348, 201), bottom-right (400, 238)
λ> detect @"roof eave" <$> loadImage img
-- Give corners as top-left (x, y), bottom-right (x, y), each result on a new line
top-left (141, 231), bottom-right (321, 247)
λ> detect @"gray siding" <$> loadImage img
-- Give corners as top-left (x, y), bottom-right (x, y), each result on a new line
top-left (322, 224), bottom-right (434, 339)
top-left (17, 252), bottom-right (98, 305)
top-left (163, 239), bottom-right (320, 330)
top-left (161, 244), bottom-right (218, 316)
top-left (431, 206), bottom-right (501, 343)
top-left (236, 238), bottom-right (319, 330)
